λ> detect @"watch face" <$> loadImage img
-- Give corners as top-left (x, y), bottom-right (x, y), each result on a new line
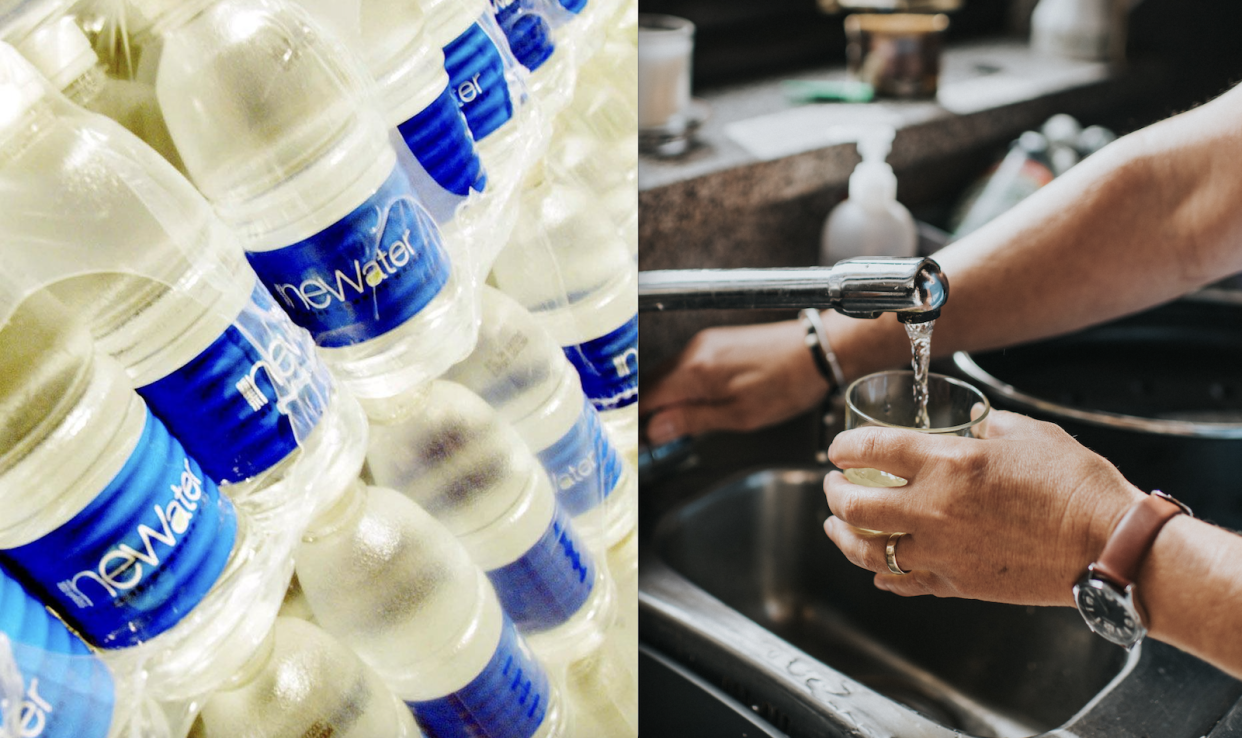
top-left (1074, 576), bottom-right (1145, 648)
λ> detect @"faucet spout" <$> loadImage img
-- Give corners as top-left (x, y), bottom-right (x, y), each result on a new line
top-left (638, 257), bottom-right (949, 320)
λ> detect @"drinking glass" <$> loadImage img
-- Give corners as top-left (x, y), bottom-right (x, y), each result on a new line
top-left (842, 371), bottom-right (989, 534)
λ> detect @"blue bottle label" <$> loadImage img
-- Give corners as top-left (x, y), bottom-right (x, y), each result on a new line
top-left (536, 398), bottom-right (622, 517)
top-left (443, 20), bottom-right (514, 141)
top-left (138, 282), bottom-right (333, 484)
top-left (491, 0), bottom-right (555, 72)
top-left (486, 505), bottom-right (593, 633)
top-left (563, 315), bottom-right (639, 413)
top-left (0, 566), bottom-right (115, 738)
top-left (1, 409), bottom-right (238, 650)
top-left (397, 86), bottom-right (488, 198)
top-left (407, 615), bottom-right (550, 738)
top-left (246, 164), bottom-right (451, 349)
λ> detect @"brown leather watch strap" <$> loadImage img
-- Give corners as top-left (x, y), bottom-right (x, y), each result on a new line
top-left (1093, 494), bottom-right (1185, 588)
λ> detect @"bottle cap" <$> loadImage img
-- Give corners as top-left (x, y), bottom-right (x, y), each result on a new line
top-left (13, 15), bottom-right (96, 91)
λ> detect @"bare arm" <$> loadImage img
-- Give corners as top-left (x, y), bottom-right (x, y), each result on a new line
top-left (828, 82), bottom-right (1242, 381)
top-left (823, 411), bottom-right (1242, 681)
top-left (643, 82), bottom-right (1242, 443)
top-left (1138, 515), bottom-right (1242, 675)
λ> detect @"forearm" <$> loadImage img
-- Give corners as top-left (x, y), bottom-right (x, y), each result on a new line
top-left (1139, 516), bottom-right (1242, 679)
top-left (825, 84), bottom-right (1242, 383)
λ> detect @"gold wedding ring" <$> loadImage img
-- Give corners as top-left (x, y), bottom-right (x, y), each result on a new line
top-left (886, 532), bottom-right (909, 575)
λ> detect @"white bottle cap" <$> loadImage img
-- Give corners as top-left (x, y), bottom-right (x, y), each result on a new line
top-left (13, 15), bottom-right (96, 91)
top-left (0, 40), bottom-right (48, 132)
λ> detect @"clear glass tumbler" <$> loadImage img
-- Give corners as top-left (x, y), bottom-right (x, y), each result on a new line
top-left (843, 369), bottom-right (990, 489)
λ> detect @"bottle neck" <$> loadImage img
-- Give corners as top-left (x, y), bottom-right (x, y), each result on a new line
top-left (303, 478), bottom-right (368, 542)
top-left (62, 66), bottom-right (108, 109)
top-left (223, 622), bottom-right (277, 691)
top-left (356, 381), bottom-right (433, 425)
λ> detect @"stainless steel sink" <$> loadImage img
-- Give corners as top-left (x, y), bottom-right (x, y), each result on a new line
top-left (641, 466), bottom-right (1242, 738)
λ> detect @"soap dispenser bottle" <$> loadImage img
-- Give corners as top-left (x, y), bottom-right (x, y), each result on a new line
top-left (819, 127), bottom-right (917, 265)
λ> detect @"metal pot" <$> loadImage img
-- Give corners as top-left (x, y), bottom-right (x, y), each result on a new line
top-left (951, 296), bottom-right (1242, 530)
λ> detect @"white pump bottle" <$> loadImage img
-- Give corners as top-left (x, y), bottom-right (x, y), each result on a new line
top-left (819, 126), bottom-right (917, 265)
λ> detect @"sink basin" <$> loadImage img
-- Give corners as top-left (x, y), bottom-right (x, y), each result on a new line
top-left (643, 465), bottom-right (1242, 737)
top-left (652, 467), bottom-right (1129, 737)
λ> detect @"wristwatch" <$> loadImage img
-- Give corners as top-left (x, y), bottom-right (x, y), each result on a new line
top-left (1073, 490), bottom-right (1191, 648)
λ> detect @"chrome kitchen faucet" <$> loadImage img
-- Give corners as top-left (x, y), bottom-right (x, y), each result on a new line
top-left (638, 256), bottom-right (949, 322)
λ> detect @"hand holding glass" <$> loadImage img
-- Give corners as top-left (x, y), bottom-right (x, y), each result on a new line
top-left (842, 370), bottom-right (990, 533)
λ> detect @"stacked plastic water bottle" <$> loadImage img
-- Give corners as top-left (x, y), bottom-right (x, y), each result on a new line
top-left (0, 0), bottom-right (638, 734)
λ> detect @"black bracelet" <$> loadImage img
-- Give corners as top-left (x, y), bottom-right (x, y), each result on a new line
top-left (799, 308), bottom-right (846, 394)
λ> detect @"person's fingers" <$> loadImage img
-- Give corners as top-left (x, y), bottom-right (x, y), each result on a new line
top-left (639, 359), bottom-right (709, 417)
top-left (823, 470), bottom-right (920, 534)
top-left (645, 401), bottom-right (748, 444)
top-left (827, 426), bottom-right (956, 485)
top-left (822, 516), bottom-right (928, 574)
top-left (639, 332), bottom-right (733, 415)
top-left (874, 569), bottom-right (942, 597)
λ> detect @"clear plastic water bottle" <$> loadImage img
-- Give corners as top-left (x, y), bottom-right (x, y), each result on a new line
top-left (291, 0), bottom-right (489, 231)
top-left (189, 617), bottom-right (423, 738)
top-left (540, 0), bottom-right (616, 67)
top-left (295, 481), bottom-right (568, 737)
top-left (362, 0), bottom-right (487, 218)
top-left (488, 0), bottom-right (575, 118)
top-left (490, 164), bottom-right (639, 467)
top-left (0, 634), bottom-right (17, 738)
top-left (364, 381), bottom-right (634, 732)
top-left (0, 41), bottom-right (367, 536)
top-left (0, 286), bottom-right (284, 703)
top-left (550, 38), bottom-right (638, 259)
top-left (364, 381), bottom-right (609, 637)
top-left (134, 0), bottom-right (477, 401)
top-left (442, 287), bottom-right (637, 563)
top-left (420, 0), bottom-right (546, 271)
top-left (2, 10), bottom-right (185, 171)
top-left (0, 564), bottom-right (168, 738)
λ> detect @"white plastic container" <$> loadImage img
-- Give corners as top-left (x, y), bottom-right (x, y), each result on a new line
top-left (819, 127), bottom-right (917, 265)
top-left (134, 0), bottom-right (477, 401)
